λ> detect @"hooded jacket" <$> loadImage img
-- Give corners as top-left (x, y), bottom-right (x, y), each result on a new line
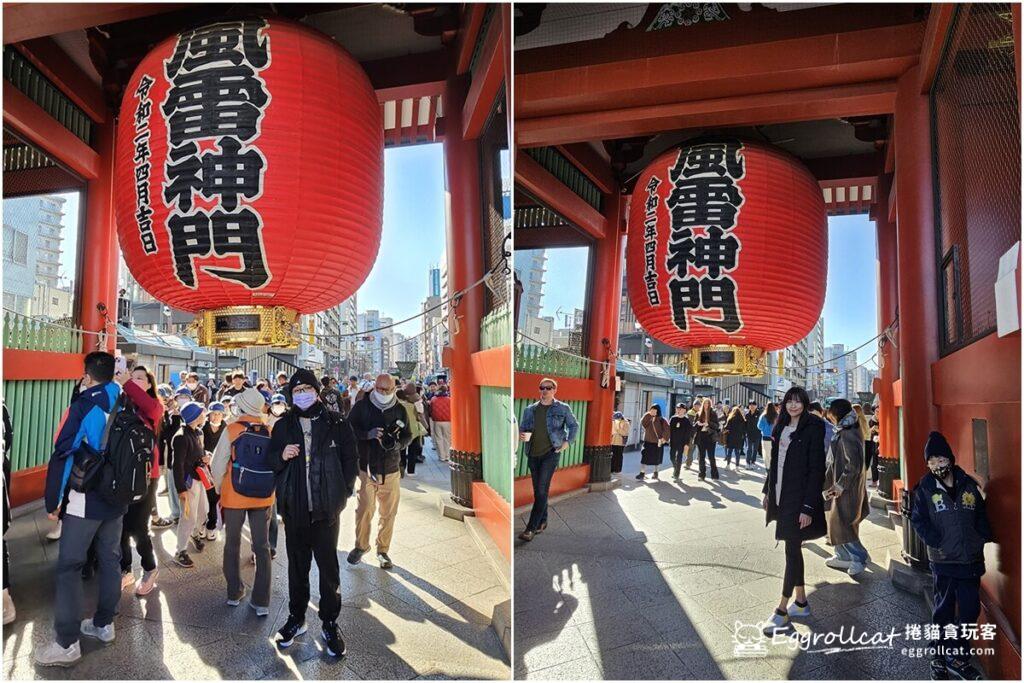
top-left (910, 432), bottom-right (992, 576)
top-left (267, 403), bottom-right (359, 526)
top-left (44, 381), bottom-right (126, 520)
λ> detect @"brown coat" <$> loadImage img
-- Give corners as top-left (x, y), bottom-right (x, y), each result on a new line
top-left (640, 413), bottom-right (669, 444)
top-left (824, 422), bottom-right (870, 546)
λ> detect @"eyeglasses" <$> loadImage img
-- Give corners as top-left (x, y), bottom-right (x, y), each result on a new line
top-left (539, 385), bottom-right (554, 391)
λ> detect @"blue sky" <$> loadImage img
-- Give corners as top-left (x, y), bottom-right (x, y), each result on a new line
top-left (537, 215), bottom-right (879, 364)
top-left (357, 143), bottom-right (447, 336)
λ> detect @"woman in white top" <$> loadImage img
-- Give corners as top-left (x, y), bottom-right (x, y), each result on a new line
top-left (760, 386), bottom-right (827, 635)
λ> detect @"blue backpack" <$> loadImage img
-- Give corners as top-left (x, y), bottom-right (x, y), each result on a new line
top-left (230, 422), bottom-right (275, 498)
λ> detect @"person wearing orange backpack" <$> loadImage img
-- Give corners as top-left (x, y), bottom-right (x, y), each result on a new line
top-left (210, 387), bottom-right (274, 617)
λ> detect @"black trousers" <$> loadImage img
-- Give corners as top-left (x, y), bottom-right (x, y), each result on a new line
top-left (284, 517), bottom-right (341, 625)
top-left (120, 477), bottom-right (158, 573)
top-left (205, 488), bottom-right (220, 530)
top-left (931, 573), bottom-right (981, 661)
top-left (697, 433), bottom-right (719, 479)
top-left (401, 436), bottom-right (422, 474)
top-left (669, 445), bottom-right (686, 475)
top-left (864, 440), bottom-right (879, 482)
top-left (610, 445), bottom-right (624, 473)
top-left (782, 539), bottom-right (805, 599)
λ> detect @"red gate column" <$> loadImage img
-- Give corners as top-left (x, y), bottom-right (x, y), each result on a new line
top-left (583, 190), bottom-right (625, 483)
top-left (78, 118), bottom-right (117, 352)
top-left (443, 73), bottom-right (485, 506)
top-left (874, 172), bottom-right (899, 498)
top-left (894, 66), bottom-right (939, 487)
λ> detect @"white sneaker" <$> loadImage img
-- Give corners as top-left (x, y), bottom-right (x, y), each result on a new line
top-left (825, 555), bottom-right (853, 570)
top-left (227, 586), bottom-right (247, 607)
top-left (787, 601), bottom-right (811, 617)
top-left (45, 521), bottom-right (62, 541)
top-left (80, 618), bottom-right (115, 643)
top-left (3, 588), bottom-right (15, 625)
top-left (406, 471), bottom-right (416, 478)
top-left (762, 611), bottom-right (790, 636)
top-left (847, 561), bottom-right (866, 576)
top-left (250, 602), bottom-right (269, 617)
top-left (205, 529), bottom-right (218, 542)
top-left (34, 640), bottom-right (81, 667)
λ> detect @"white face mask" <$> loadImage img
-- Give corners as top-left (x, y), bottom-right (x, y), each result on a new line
top-left (271, 404), bottom-right (287, 416)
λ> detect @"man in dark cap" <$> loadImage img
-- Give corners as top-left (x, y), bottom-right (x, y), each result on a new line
top-left (268, 369), bottom-right (359, 659)
top-left (910, 431), bottom-right (992, 681)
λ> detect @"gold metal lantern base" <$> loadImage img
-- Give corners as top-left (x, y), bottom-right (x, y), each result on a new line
top-left (191, 306), bottom-right (299, 349)
top-left (683, 345), bottom-right (765, 377)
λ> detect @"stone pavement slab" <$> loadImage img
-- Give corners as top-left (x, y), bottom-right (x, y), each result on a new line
top-left (3, 438), bottom-right (509, 680)
top-left (514, 445), bottom-right (933, 680)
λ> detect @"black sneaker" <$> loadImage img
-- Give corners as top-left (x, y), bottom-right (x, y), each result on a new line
top-left (190, 534), bottom-right (205, 552)
top-left (651, 472), bottom-right (659, 480)
top-left (150, 516), bottom-right (174, 528)
top-left (346, 547), bottom-right (366, 565)
top-left (377, 552), bottom-right (393, 570)
top-left (174, 551), bottom-right (194, 569)
top-left (634, 472), bottom-right (645, 480)
top-left (276, 616), bottom-right (307, 648)
top-left (945, 657), bottom-right (982, 680)
top-left (322, 622), bottom-right (346, 657)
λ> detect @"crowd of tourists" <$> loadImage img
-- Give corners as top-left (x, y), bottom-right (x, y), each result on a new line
top-left (515, 383), bottom-right (990, 680)
top-left (1, 351), bottom-right (455, 668)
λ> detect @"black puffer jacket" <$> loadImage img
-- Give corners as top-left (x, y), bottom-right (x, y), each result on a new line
top-left (268, 404), bottom-right (359, 526)
top-left (910, 466), bottom-right (992, 576)
top-left (347, 396), bottom-right (412, 479)
top-left (171, 424), bottom-right (205, 494)
top-left (763, 413), bottom-right (827, 541)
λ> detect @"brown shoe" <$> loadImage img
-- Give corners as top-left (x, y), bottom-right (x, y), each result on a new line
top-left (518, 530), bottom-right (535, 542)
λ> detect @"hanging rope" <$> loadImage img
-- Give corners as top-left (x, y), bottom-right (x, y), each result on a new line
top-left (2, 308), bottom-right (107, 336)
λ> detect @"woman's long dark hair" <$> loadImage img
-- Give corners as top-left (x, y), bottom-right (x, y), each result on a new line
top-left (698, 397), bottom-right (717, 427)
top-left (776, 386), bottom-right (811, 428)
top-left (764, 402), bottom-right (778, 425)
top-left (649, 404), bottom-right (662, 418)
top-left (131, 365), bottom-right (161, 440)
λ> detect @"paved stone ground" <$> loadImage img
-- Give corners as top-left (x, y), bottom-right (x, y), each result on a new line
top-left (4, 438), bottom-right (509, 680)
top-left (514, 445), bottom-right (933, 680)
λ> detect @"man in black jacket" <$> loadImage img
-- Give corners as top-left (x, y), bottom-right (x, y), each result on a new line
top-left (346, 373), bottom-right (411, 570)
top-left (268, 370), bottom-right (359, 659)
top-left (744, 401), bottom-right (762, 467)
top-left (910, 432), bottom-right (991, 681)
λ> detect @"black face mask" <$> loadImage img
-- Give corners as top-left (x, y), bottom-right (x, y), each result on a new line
top-left (930, 464), bottom-right (952, 480)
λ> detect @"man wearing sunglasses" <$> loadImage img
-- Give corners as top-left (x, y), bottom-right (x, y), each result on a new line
top-left (517, 378), bottom-right (579, 542)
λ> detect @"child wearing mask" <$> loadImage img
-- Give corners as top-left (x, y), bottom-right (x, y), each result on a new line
top-left (910, 432), bottom-right (992, 681)
top-left (172, 402), bottom-right (210, 568)
top-left (201, 402), bottom-right (228, 541)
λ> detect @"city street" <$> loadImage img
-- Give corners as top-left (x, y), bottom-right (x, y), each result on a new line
top-left (3, 440), bottom-right (510, 680)
top-left (514, 446), bottom-right (932, 680)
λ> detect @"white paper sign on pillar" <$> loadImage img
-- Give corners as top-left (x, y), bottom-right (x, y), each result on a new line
top-left (995, 241), bottom-right (1020, 337)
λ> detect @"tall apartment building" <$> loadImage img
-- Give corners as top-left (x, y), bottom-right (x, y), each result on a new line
top-left (3, 194), bottom-right (71, 318)
top-left (514, 249), bottom-right (546, 328)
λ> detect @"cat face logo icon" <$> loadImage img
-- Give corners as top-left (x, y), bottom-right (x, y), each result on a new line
top-left (733, 621), bottom-right (768, 657)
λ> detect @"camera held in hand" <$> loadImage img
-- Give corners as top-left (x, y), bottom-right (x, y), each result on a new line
top-left (378, 419), bottom-right (406, 452)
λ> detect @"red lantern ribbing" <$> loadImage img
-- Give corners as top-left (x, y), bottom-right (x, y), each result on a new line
top-left (113, 18), bottom-right (383, 347)
top-left (626, 140), bottom-right (827, 375)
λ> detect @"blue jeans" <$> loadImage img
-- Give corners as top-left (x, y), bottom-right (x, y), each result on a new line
top-left (836, 540), bottom-right (869, 563)
top-left (54, 515), bottom-right (123, 647)
top-left (526, 449), bottom-right (560, 532)
top-left (164, 468), bottom-right (180, 519)
top-left (745, 436), bottom-right (760, 465)
top-left (725, 447), bottom-right (741, 465)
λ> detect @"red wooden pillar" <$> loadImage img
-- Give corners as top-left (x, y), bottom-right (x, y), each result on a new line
top-left (583, 191), bottom-right (624, 478)
top-left (78, 117), bottom-right (118, 352)
top-left (893, 66), bottom-right (939, 487)
top-left (443, 74), bottom-right (485, 467)
top-left (874, 174), bottom-right (900, 496)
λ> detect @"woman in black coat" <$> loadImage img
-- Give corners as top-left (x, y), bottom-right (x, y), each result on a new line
top-left (761, 386), bottom-right (826, 635)
top-left (724, 407), bottom-right (746, 469)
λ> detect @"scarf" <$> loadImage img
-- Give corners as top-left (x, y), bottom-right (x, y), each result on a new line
top-left (370, 390), bottom-right (397, 411)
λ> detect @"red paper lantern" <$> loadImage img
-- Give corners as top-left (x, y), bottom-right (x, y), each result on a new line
top-left (626, 140), bottom-right (827, 375)
top-left (114, 18), bottom-right (382, 347)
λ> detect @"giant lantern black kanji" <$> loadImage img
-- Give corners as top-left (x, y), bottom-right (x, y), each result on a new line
top-left (114, 18), bottom-right (383, 348)
top-left (626, 139), bottom-right (827, 376)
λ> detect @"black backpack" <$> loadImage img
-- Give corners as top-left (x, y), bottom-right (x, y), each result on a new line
top-left (69, 394), bottom-right (153, 505)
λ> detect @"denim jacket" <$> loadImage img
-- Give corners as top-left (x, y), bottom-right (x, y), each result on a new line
top-left (520, 400), bottom-right (579, 452)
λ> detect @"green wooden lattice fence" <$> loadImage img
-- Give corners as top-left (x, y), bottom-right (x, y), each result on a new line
top-left (480, 305), bottom-right (512, 351)
top-left (480, 386), bottom-right (512, 501)
top-left (513, 397), bottom-right (588, 477)
top-left (3, 379), bottom-right (74, 472)
top-left (3, 311), bottom-right (83, 353)
top-left (514, 342), bottom-right (588, 379)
